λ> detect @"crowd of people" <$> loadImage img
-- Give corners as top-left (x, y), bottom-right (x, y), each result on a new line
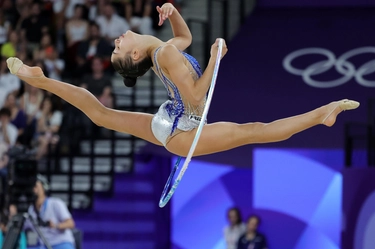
top-left (0, 0), bottom-right (169, 172)
top-left (224, 207), bottom-right (268, 249)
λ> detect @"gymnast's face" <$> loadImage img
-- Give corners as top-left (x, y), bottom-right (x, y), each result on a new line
top-left (111, 30), bottom-right (140, 64)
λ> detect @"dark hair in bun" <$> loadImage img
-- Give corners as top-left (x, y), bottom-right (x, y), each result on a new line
top-left (112, 52), bottom-right (153, 87)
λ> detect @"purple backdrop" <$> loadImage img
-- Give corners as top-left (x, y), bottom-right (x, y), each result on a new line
top-left (195, 7), bottom-right (374, 166)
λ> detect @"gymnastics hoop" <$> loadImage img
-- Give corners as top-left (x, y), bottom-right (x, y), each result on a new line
top-left (159, 39), bottom-right (224, 208)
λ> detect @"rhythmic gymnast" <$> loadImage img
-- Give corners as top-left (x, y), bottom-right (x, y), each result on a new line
top-left (6, 3), bottom-right (359, 158)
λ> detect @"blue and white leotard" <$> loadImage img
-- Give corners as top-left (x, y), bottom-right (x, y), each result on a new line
top-left (151, 47), bottom-right (205, 146)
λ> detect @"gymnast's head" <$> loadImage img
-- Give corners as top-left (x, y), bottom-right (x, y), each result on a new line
top-left (111, 30), bottom-right (154, 87)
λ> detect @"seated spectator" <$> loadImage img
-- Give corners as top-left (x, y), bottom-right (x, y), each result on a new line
top-left (96, 3), bottom-right (130, 43)
top-left (0, 57), bottom-right (21, 108)
top-left (1, 30), bottom-right (19, 58)
top-left (19, 85), bottom-right (44, 147)
top-left (20, 84), bottom-right (44, 125)
top-left (237, 215), bottom-right (268, 249)
top-left (3, 92), bottom-right (27, 138)
top-left (224, 207), bottom-right (246, 249)
top-left (76, 21), bottom-right (112, 76)
top-left (81, 57), bottom-right (113, 108)
top-left (35, 96), bottom-right (63, 160)
top-left (20, 2), bottom-right (49, 54)
top-left (43, 46), bottom-right (65, 81)
top-left (33, 33), bottom-right (54, 61)
top-left (65, 4), bottom-right (89, 48)
top-left (125, 0), bottom-right (154, 35)
top-left (25, 175), bottom-right (76, 249)
top-left (53, 0), bottom-right (85, 20)
top-left (0, 107), bottom-right (18, 170)
top-left (0, 11), bottom-right (11, 49)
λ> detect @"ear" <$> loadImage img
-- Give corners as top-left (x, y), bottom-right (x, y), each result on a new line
top-left (132, 49), bottom-right (140, 61)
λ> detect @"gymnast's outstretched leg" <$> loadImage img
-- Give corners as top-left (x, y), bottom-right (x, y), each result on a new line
top-left (6, 58), bottom-right (162, 145)
top-left (166, 99), bottom-right (359, 156)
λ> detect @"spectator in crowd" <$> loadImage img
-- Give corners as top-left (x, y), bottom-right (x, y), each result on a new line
top-left (20, 84), bottom-right (44, 147)
top-left (83, 0), bottom-right (101, 21)
top-left (81, 57), bottom-right (113, 108)
top-left (1, 0), bottom-right (19, 29)
top-left (1, 30), bottom-right (20, 58)
top-left (224, 207), bottom-right (246, 249)
top-left (34, 33), bottom-right (54, 61)
top-left (0, 107), bottom-right (18, 170)
top-left (0, 107), bottom-right (17, 172)
top-left (125, 0), bottom-right (154, 35)
top-left (65, 4), bottom-right (89, 74)
top-left (13, 5), bottom-right (29, 35)
top-left (35, 96), bottom-right (63, 160)
top-left (43, 46), bottom-right (65, 81)
top-left (0, 11), bottom-right (11, 49)
top-left (0, 107), bottom-right (18, 147)
top-left (54, 0), bottom-right (85, 20)
top-left (65, 4), bottom-right (89, 48)
top-left (0, 57), bottom-right (21, 108)
top-left (96, 3), bottom-right (130, 43)
top-left (20, 2), bottom-right (49, 53)
top-left (76, 21), bottom-right (113, 76)
top-left (24, 175), bottom-right (76, 249)
top-left (3, 92), bottom-right (27, 139)
top-left (20, 85), bottom-right (44, 125)
top-left (237, 215), bottom-right (268, 249)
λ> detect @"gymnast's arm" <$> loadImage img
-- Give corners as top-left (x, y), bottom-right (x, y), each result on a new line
top-left (159, 40), bottom-right (226, 104)
top-left (157, 3), bottom-right (192, 51)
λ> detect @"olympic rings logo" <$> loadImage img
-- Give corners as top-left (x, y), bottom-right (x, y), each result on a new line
top-left (282, 47), bottom-right (375, 88)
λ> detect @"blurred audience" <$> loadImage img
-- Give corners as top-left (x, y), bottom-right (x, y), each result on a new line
top-left (65, 4), bottom-right (89, 48)
top-left (96, 3), bottom-right (130, 43)
top-left (81, 57), bottom-right (113, 108)
top-left (20, 85), bottom-right (44, 147)
top-left (0, 107), bottom-right (18, 170)
top-left (0, 11), bottom-right (11, 50)
top-left (125, 0), bottom-right (154, 35)
top-left (34, 33), bottom-right (54, 61)
top-left (224, 207), bottom-right (246, 249)
top-left (43, 46), bottom-right (65, 81)
top-left (35, 96), bottom-right (63, 160)
top-left (1, 30), bottom-right (20, 58)
top-left (76, 21), bottom-right (112, 76)
top-left (20, 2), bottom-right (49, 53)
top-left (237, 215), bottom-right (268, 249)
top-left (3, 92), bottom-right (27, 140)
top-left (0, 0), bottom-right (167, 161)
top-left (0, 57), bottom-right (21, 108)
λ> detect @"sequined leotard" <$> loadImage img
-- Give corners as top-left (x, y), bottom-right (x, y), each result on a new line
top-left (151, 47), bottom-right (204, 146)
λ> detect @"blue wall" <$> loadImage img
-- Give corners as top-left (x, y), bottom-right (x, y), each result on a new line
top-left (172, 148), bottom-right (343, 249)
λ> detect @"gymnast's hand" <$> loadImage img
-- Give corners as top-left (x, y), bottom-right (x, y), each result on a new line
top-left (156, 3), bottom-right (175, 26)
top-left (211, 38), bottom-right (228, 59)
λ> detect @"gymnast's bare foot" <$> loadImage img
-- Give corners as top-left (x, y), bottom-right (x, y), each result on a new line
top-left (322, 99), bottom-right (360, 127)
top-left (6, 57), bottom-right (45, 87)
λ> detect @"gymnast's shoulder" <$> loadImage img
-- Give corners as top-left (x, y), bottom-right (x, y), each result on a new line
top-left (157, 44), bottom-right (185, 67)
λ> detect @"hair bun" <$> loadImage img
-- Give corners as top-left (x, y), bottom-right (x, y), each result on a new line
top-left (124, 77), bottom-right (137, 87)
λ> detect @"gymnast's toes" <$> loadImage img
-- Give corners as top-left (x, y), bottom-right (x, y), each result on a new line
top-left (6, 57), bottom-right (23, 75)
